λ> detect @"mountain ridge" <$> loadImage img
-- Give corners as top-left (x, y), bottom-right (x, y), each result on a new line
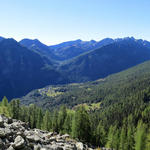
top-left (59, 37), bottom-right (150, 82)
top-left (19, 38), bottom-right (60, 61)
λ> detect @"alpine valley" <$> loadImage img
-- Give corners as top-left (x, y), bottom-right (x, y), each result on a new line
top-left (1, 36), bottom-right (150, 99)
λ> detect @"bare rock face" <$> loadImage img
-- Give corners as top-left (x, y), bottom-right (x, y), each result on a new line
top-left (13, 135), bottom-right (25, 149)
top-left (0, 115), bottom-right (94, 150)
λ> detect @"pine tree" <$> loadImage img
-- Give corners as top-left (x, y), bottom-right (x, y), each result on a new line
top-left (72, 106), bottom-right (91, 142)
top-left (19, 106), bottom-right (27, 122)
top-left (95, 122), bottom-right (106, 147)
top-left (42, 110), bottom-right (51, 131)
top-left (63, 111), bottom-right (74, 134)
top-left (29, 104), bottom-right (37, 128)
top-left (52, 110), bottom-right (59, 133)
top-left (113, 129), bottom-right (120, 150)
top-left (36, 108), bottom-right (43, 129)
top-left (10, 100), bottom-right (16, 118)
top-left (105, 125), bottom-right (116, 149)
top-left (16, 99), bottom-right (20, 119)
top-left (10, 99), bottom-right (20, 119)
top-left (127, 125), bottom-right (135, 150)
top-left (57, 105), bottom-right (67, 132)
top-left (145, 129), bottom-right (150, 150)
top-left (134, 120), bottom-right (147, 150)
top-left (1, 96), bottom-right (9, 107)
top-left (119, 127), bottom-right (127, 150)
top-left (0, 96), bottom-right (11, 117)
top-left (0, 105), bottom-right (11, 117)
top-left (25, 107), bottom-right (30, 124)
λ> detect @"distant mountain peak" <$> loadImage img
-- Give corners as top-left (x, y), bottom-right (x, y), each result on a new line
top-left (123, 36), bottom-right (135, 41)
top-left (33, 38), bottom-right (39, 41)
top-left (75, 39), bottom-right (82, 42)
top-left (32, 39), bottom-right (42, 43)
top-left (90, 40), bottom-right (96, 43)
top-left (1, 38), bottom-right (18, 46)
top-left (20, 38), bottom-right (47, 48)
top-left (20, 38), bottom-right (41, 43)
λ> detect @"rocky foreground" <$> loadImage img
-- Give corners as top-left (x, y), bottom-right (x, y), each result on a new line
top-left (0, 115), bottom-right (97, 150)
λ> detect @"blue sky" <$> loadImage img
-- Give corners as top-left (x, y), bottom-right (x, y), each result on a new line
top-left (0, 0), bottom-right (150, 45)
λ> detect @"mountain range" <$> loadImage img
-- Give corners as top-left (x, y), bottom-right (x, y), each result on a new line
top-left (49, 38), bottom-right (114, 60)
top-left (59, 37), bottom-right (150, 82)
top-left (1, 36), bottom-right (150, 99)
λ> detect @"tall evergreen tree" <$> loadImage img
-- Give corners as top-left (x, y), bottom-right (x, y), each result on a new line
top-left (127, 125), bottom-right (135, 150)
top-left (134, 120), bottom-right (147, 150)
top-left (105, 125), bottom-right (116, 149)
top-left (72, 106), bottom-right (91, 142)
top-left (29, 104), bottom-right (37, 128)
top-left (113, 129), bottom-right (120, 150)
top-left (36, 108), bottom-right (43, 129)
top-left (145, 129), bottom-right (150, 150)
top-left (16, 99), bottom-right (20, 119)
top-left (119, 127), bottom-right (127, 150)
top-left (95, 122), bottom-right (106, 146)
top-left (10, 99), bottom-right (20, 119)
top-left (63, 111), bottom-right (74, 134)
top-left (19, 106), bottom-right (27, 122)
top-left (57, 105), bottom-right (67, 132)
top-left (52, 110), bottom-right (59, 133)
top-left (1, 96), bottom-right (9, 107)
top-left (42, 110), bottom-right (51, 131)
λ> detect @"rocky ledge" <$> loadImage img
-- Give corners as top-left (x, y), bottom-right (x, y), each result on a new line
top-left (0, 115), bottom-right (95, 150)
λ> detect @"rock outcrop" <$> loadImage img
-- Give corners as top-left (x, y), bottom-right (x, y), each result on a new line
top-left (0, 115), bottom-right (94, 150)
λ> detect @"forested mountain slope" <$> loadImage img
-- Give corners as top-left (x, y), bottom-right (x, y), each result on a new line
top-left (20, 59), bottom-right (150, 110)
top-left (0, 39), bottom-right (66, 100)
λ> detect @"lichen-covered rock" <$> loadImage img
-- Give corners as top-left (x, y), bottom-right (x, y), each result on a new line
top-left (0, 128), bottom-right (12, 138)
top-left (13, 135), bottom-right (25, 149)
top-left (61, 134), bottom-right (70, 139)
top-left (7, 145), bottom-right (15, 150)
top-left (76, 142), bottom-right (84, 150)
top-left (0, 115), bottom-right (95, 150)
top-left (0, 129), bottom-right (6, 138)
top-left (33, 144), bottom-right (42, 150)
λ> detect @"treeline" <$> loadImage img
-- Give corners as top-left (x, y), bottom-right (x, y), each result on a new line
top-left (0, 95), bottom-right (150, 150)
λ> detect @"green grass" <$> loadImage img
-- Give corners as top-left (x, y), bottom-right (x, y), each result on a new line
top-left (38, 88), bottom-right (64, 97)
top-left (73, 102), bottom-right (101, 111)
